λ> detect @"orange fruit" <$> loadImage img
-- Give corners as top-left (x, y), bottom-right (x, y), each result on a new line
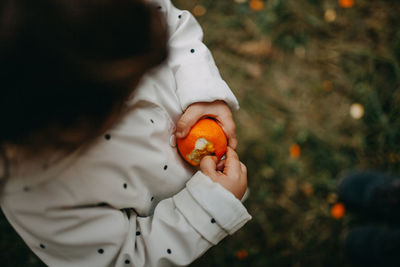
top-left (289, 143), bottom-right (301, 159)
top-left (249, 0), bottom-right (264, 11)
top-left (177, 118), bottom-right (227, 166)
top-left (331, 202), bottom-right (346, 219)
top-left (338, 0), bottom-right (354, 8)
top-left (236, 249), bottom-right (249, 260)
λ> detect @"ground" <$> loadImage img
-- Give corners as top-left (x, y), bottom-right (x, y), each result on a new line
top-left (1, 0), bottom-right (400, 266)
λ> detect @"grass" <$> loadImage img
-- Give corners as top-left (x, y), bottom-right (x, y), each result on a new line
top-left (1, 0), bottom-right (400, 266)
top-left (175, 0), bottom-right (400, 266)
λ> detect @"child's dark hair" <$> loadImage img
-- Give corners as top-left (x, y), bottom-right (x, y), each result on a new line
top-left (0, 0), bottom-right (167, 191)
top-left (0, 0), bottom-right (167, 151)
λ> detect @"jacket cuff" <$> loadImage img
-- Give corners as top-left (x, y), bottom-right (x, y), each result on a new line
top-left (173, 171), bottom-right (251, 244)
top-left (174, 61), bottom-right (240, 111)
top-left (173, 188), bottom-right (227, 245)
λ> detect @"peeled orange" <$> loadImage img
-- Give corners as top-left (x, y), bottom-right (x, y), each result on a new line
top-left (177, 118), bottom-right (227, 166)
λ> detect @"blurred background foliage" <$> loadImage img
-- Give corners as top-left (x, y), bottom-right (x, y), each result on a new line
top-left (174, 0), bottom-right (400, 266)
top-left (1, 0), bottom-right (400, 266)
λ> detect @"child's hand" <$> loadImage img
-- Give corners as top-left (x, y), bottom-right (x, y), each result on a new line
top-left (200, 147), bottom-right (247, 200)
top-left (175, 101), bottom-right (238, 149)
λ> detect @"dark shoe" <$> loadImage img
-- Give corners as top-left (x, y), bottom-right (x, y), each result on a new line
top-left (344, 225), bottom-right (400, 267)
top-left (338, 170), bottom-right (400, 222)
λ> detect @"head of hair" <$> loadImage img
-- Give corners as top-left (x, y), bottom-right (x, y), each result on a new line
top-left (0, 0), bottom-right (167, 152)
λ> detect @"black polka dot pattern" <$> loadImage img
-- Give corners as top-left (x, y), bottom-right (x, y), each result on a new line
top-left (151, 196), bottom-right (154, 201)
top-left (98, 248), bottom-right (104, 254)
top-left (211, 218), bottom-right (216, 224)
top-left (123, 183), bottom-right (127, 189)
top-left (167, 248), bottom-right (172, 254)
top-left (190, 49), bottom-right (195, 53)
top-left (178, 14), bottom-right (182, 19)
top-left (125, 259), bottom-right (130, 264)
top-left (105, 134), bottom-right (111, 140)
top-left (136, 231), bottom-right (141, 236)
top-left (150, 119), bottom-right (154, 124)
top-left (163, 165), bottom-right (168, 170)
top-left (40, 244), bottom-right (45, 249)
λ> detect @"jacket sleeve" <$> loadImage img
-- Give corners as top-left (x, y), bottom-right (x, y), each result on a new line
top-left (1, 171), bottom-right (251, 267)
top-left (153, 0), bottom-right (240, 111)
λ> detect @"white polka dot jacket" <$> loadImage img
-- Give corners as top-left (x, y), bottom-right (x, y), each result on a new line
top-left (0, 0), bottom-right (251, 266)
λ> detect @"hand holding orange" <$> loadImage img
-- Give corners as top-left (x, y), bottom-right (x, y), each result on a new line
top-left (177, 118), bottom-right (227, 166)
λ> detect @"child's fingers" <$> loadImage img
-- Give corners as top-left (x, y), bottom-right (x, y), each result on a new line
top-left (199, 156), bottom-right (219, 180)
top-left (175, 101), bottom-right (238, 150)
top-left (240, 162), bottom-right (247, 175)
top-left (216, 159), bottom-right (226, 171)
top-left (216, 114), bottom-right (237, 149)
top-left (207, 102), bottom-right (237, 149)
top-left (227, 134), bottom-right (238, 150)
top-left (226, 146), bottom-right (239, 160)
top-left (240, 162), bottom-right (247, 186)
top-left (175, 106), bottom-right (204, 138)
top-left (223, 147), bottom-right (242, 177)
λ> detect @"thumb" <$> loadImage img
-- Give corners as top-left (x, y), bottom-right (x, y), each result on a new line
top-left (176, 107), bottom-right (204, 139)
top-left (199, 156), bottom-right (218, 180)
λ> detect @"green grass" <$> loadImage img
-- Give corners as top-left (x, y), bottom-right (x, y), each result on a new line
top-left (179, 0), bottom-right (400, 266)
top-left (1, 0), bottom-right (400, 266)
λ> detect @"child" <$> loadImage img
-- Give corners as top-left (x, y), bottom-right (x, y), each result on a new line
top-left (0, 0), bottom-right (251, 266)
